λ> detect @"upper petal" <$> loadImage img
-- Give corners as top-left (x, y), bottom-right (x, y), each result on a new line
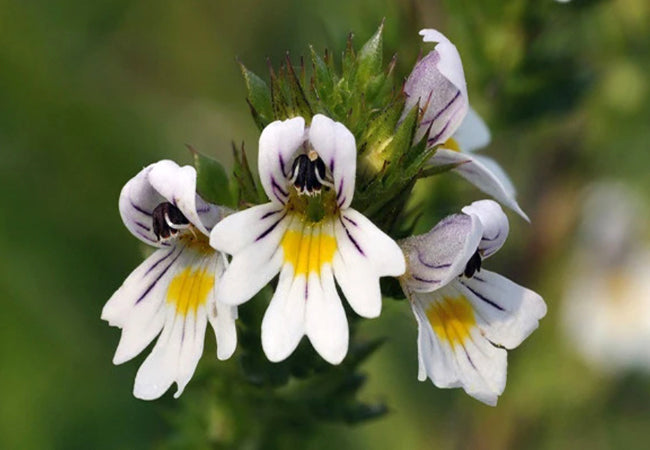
top-left (400, 213), bottom-right (482, 293)
top-left (308, 114), bottom-right (357, 209)
top-left (258, 117), bottom-right (307, 205)
top-left (404, 29), bottom-right (468, 147)
top-left (429, 149), bottom-right (529, 221)
top-left (462, 200), bottom-right (510, 259)
top-left (451, 107), bottom-right (491, 153)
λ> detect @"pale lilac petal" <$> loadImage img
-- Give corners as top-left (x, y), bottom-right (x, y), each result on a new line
top-left (404, 29), bottom-right (468, 147)
top-left (452, 107), bottom-right (491, 153)
top-left (308, 114), bottom-right (357, 209)
top-left (332, 209), bottom-right (405, 318)
top-left (400, 213), bottom-right (481, 293)
top-left (430, 149), bottom-right (529, 221)
top-left (462, 200), bottom-right (510, 259)
top-left (207, 254), bottom-right (238, 360)
top-left (258, 117), bottom-right (306, 205)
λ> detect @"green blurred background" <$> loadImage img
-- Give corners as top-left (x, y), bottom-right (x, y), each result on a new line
top-left (2, 0), bottom-right (650, 448)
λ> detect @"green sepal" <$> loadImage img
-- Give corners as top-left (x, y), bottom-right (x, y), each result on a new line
top-left (355, 21), bottom-right (384, 92)
top-left (285, 54), bottom-right (314, 119)
top-left (189, 145), bottom-right (235, 208)
top-left (231, 142), bottom-right (264, 207)
top-left (418, 159), bottom-right (469, 178)
top-left (239, 61), bottom-right (273, 130)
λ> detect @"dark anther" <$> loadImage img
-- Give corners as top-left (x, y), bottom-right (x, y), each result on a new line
top-left (463, 250), bottom-right (482, 278)
top-left (290, 153), bottom-right (327, 195)
top-left (152, 202), bottom-right (190, 240)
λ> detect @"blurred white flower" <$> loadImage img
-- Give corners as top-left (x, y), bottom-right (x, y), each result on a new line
top-left (562, 182), bottom-right (650, 373)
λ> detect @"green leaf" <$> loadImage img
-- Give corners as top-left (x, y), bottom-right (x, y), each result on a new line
top-left (238, 61), bottom-right (273, 129)
top-left (190, 146), bottom-right (234, 207)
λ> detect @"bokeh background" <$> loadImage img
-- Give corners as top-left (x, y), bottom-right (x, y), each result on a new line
top-left (2, 0), bottom-right (650, 448)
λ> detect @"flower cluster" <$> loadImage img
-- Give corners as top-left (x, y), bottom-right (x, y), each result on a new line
top-left (103, 27), bottom-right (545, 406)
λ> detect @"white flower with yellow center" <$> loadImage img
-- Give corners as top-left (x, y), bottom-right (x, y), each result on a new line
top-left (102, 160), bottom-right (237, 400)
top-left (404, 29), bottom-right (528, 220)
top-left (210, 114), bottom-right (406, 365)
top-left (399, 200), bottom-right (546, 405)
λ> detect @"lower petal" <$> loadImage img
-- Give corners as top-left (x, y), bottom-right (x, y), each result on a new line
top-left (305, 267), bottom-right (349, 365)
top-left (261, 265), bottom-right (306, 362)
top-left (456, 270), bottom-right (547, 349)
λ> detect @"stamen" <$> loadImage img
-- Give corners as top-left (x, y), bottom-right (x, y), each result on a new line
top-left (290, 153), bottom-right (331, 195)
top-left (463, 250), bottom-right (482, 278)
top-left (152, 202), bottom-right (190, 241)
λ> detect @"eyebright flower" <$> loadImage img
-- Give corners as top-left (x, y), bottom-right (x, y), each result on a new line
top-left (399, 200), bottom-right (546, 405)
top-left (210, 114), bottom-right (406, 365)
top-left (102, 160), bottom-right (237, 400)
top-left (404, 29), bottom-right (528, 220)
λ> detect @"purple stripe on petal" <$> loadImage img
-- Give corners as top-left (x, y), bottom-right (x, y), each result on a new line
top-left (420, 91), bottom-right (461, 127)
top-left (145, 246), bottom-right (177, 276)
top-left (343, 215), bottom-right (357, 227)
top-left (135, 221), bottom-right (151, 232)
top-left (417, 253), bottom-right (452, 270)
top-left (337, 196), bottom-right (347, 208)
top-left (136, 230), bottom-right (157, 243)
top-left (256, 213), bottom-right (287, 241)
top-left (279, 154), bottom-right (286, 177)
top-left (339, 216), bottom-right (365, 256)
top-left (136, 247), bottom-right (185, 304)
top-left (131, 201), bottom-right (152, 216)
top-left (413, 275), bottom-right (441, 284)
top-left (261, 209), bottom-right (283, 220)
top-left (458, 280), bottom-right (505, 311)
top-left (427, 121), bottom-right (451, 146)
top-left (336, 179), bottom-right (344, 200)
top-left (329, 159), bottom-right (335, 173)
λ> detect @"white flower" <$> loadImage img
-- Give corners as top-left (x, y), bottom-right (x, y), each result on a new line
top-left (210, 114), bottom-right (405, 365)
top-left (404, 29), bottom-right (528, 220)
top-left (399, 200), bottom-right (546, 405)
top-left (102, 160), bottom-right (238, 400)
top-left (562, 182), bottom-right (650, 373)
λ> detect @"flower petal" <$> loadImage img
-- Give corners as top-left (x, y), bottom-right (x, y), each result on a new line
top-left (212, 205), bottom-right (289, 305)
top-left (429, 149), bottom-right (529, 221)
top-left (410, 287), bottom-right (507, 406)
top-left (456, 271), bottom-right (547, 349)
top-left (462, 200), bottom-right (509, 259)
top-left (332, 209), bottom-right (405, 318)
top-left (451, 107), bottom-right (491, 153)
top-left (305, 266), bottom-right (349, 364)
top-left (400, 213), bottom-right (481, 292)
top-left (258, 117), bottom-right (306, 205)
top-left (207, 254), bottom-right (238, 360)
top-left (148, 160), bottom-right (216, 236)
top-left (404, 29), bottom-right (468, 147)
top-left (261, 265), bottom-right (306, 362)
top-left (308, 114), bottom-right (357, 209)
top-left (118, 164), bottom-right (167, 247)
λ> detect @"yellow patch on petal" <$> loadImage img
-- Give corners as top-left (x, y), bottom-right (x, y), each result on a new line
top-left (442, 137), bottom-right (461, 152)
top-left (426, 296), bottom-right (476, 345)
top-left (281, 224), bottom-right (337, 277)
top-left (167, 267), bottom-right (215, 316)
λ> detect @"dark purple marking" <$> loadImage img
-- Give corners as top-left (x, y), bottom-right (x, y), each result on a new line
top-left (329, 158), bottom-right (335, 173)
top-left (260, 209), bottom-right (282, 220)
top-left (256, 213), bottom-right (287, 241)
top-left (135, 221), bottom-right (151, 232)
top-left (135, 248), bottom-right (185, 304)
top-left (343, 215), bottom-right (357, 227)
top-left (130, 201), bottom-right (152, 216)
top-left (459, 280), bottom-right (505, 311)
top-left (339, 217), bottom-right (365, 256)
top-left (336, 179), bottom-right (344, 200)
top-left (413, 275), bottom-right (441, 284)
top-left (279, 153), bottom-right (286, 177)
top-left (427, 121), bottom-right (451, 146)
top-left (417, 253), bottom-right (451, 270)
top-left (420, 91), bottom-right (461, 127)
top-left (145, 246), bottom-right (177, 276)
top-left (196, 205), bottom-right (211, 213)
top-left (337, 196), bottom-right (347, 208)
top-left (136, 230), bottom-right (157, 243)
top-left (464, 347), bottom-right (477, 370)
